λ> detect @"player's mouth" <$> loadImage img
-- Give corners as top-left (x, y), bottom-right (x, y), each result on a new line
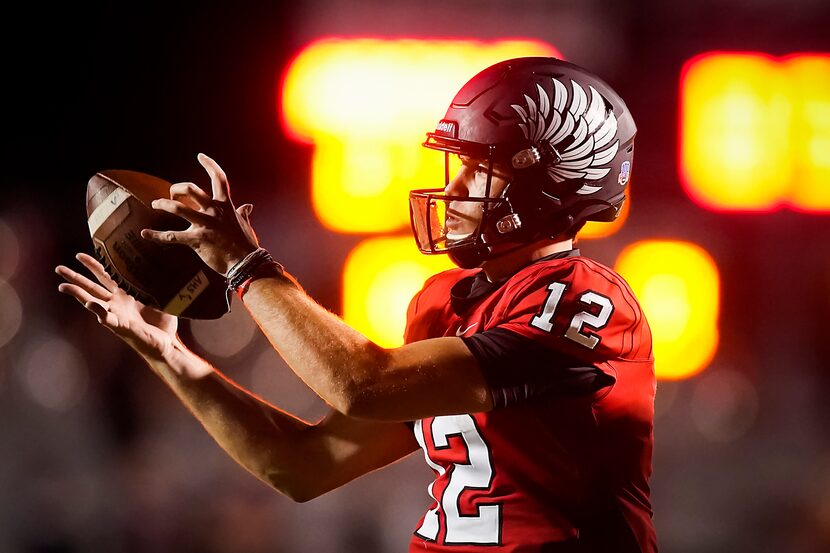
top-left (445, 207), bottom-right (477, 228)
top-left (445, 210), bottom-right (478, 241)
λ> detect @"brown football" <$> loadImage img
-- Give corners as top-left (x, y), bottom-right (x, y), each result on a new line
top-left (86, 170), bottom-right (230, 319)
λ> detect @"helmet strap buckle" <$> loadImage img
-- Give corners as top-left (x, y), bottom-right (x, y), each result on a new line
top-left (511, 141), bottom-right (563, 170)
top-left (511, 148), bottom-right (540, 169)
top-left (496, 214), bottom-right (522, 234)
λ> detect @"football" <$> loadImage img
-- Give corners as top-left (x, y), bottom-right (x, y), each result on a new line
top-left (86, 170), bottom-right (230, 319)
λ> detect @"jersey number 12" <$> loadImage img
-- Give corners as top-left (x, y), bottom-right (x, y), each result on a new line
top-left (413, 415), bottom-right (501, 545)
top-left (530, 281), bottom-right (614, 349)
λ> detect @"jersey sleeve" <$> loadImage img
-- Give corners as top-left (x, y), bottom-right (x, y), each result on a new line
top-left (462, 327), bottom-right (615, 408)
top-left (403, 269), bottom-right (466, 344)
top-left (494, 259), bottom-right (651, 367)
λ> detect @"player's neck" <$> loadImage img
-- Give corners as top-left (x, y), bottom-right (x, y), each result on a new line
top-left (481, 238), bottom-right (574, 282)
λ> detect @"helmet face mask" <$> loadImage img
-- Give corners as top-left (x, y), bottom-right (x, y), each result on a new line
top-left (409, 149), bottom-right (522, 269)
top-left (409, 57), bottom-right (636, 268)
top-left (409, 189), bottom-right (499, 252)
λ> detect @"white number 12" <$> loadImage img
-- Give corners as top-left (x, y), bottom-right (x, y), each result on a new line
top-left (529, 282), bottom-right (614, 349)
top-left (414, 416), bottom-right (500, 545)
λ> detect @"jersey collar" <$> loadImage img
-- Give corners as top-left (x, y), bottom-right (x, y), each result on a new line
top-left (450, 249), bottom-right (580, 315)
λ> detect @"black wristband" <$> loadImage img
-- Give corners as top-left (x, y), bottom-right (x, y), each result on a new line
top-left (234, 260), bottom-right (285, 299)
top-left (227, 248), bottom-right (283, 294)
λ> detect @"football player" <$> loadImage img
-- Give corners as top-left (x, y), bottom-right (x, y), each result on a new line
top-left (57, 57), bottom-right (656, 552)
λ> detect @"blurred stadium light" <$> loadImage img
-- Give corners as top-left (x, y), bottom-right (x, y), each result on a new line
top-left (690, 368), bottom-right (759, 443)
top-left (281, 37), bottom-right (560, 233)
top-left (20, 336), bottom-right (89, 412)
top-left (680, 52), bottom-right (830, 212)
top-left (0, 280), bottom-right (22, 349)
top-left (0, 218), bottom-right (20, 280)
top-left (615, 240), bottom-right (720, 380)
top-left (343, 235), bottom-right (454, 347)
top-left (190, 297), bottom-right (258, 358)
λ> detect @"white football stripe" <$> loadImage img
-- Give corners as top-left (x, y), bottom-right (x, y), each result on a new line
top-left (87, 186), bottom-right (131, 236)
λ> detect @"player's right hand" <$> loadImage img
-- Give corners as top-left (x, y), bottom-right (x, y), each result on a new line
top-left (56, 252), bottom-right (179, 360)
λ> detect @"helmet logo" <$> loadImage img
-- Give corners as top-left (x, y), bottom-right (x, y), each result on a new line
top-left (435, 119), bottom-right (458, 137)
top-left (618, 160), bottom-right (631, 185)
top-left (510, 78), bottom-right (619, 194)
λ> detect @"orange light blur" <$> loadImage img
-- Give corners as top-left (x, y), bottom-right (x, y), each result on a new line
top-left (282, 38), bottom-right (560, 233)
top-left (615, 240), bottom-right (720, 380)
top-left (680, 52), bottom-right (830, 212)
top-left (786, 55), bottom-right (830, 212)
top-left (343, 236), bottom-right (455, 348)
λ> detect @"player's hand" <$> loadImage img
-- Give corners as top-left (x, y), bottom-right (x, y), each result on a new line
top-left (55, 252), bottom-right (179, 360)
top-left (140, 153), bottom-right (260, 275)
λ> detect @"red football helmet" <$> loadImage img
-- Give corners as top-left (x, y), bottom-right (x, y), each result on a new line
top-left (409, 57), bottom-right (636, 268)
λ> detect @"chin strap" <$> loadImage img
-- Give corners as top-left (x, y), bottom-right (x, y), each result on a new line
top-left (448, 244), bottom-right (491, 269)
top-left (448, 211), bottom-right (579, 269)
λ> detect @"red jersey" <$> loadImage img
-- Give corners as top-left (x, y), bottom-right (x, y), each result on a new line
top-left (404, 253), bottom-right (656, 553)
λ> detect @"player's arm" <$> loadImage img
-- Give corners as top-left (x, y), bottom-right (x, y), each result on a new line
top-left (146, 342), bottom-right (419, 502)
top-left (241, 274), bottom-right (492, 422)
top-left (143, 154), bottom-right (493, 422)
top-left (56, 253), bottom-right (418, 503)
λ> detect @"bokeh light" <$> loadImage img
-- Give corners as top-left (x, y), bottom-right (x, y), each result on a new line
top-left (282, 37), bottom-right (560, 233)
top-left (653, 380), bottom-right (680, 420)
top-left (615, 240), bottom-right (720, 380)
top-left (249, 349), bottom-right (326, 421)
top-left (19, 336), bottom-right (89, 412)
top-left (787, 54), bottom-right (830, 212)
top-left (680, 52), bottom-right (830, 212)
top-left (0, 218), bottom-right (20, 279)
top-left (690, 368), bottom-right (759, 443)
top-left (0, 279), bottom-right (23, 349)
top-left (343, 235), bottom-right (455, 348)
top-left (190, 298), bottom-right (258, 358)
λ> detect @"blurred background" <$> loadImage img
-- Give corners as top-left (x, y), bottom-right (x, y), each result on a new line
top-left (1, 0), bottom-right (829, 551)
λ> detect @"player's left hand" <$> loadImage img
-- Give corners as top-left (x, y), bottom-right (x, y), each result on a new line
top-left (141, 153), bottom-right (259, 275)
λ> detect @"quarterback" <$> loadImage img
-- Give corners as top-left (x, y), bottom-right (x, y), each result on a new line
top-left (57, 57), bottom-right (656, 552)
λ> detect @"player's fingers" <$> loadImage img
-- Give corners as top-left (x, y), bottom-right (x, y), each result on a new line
top-left (197, 153), bottom-right (231, 202)
top-left (140, 228), bottom-right (198, 246)
top-left (151, 198), bottom-right (213, 226)
top-left (55, 264), bottom-right (113, 300)
top-left (76, 252), bottom-right (119, 292)
top-left (236, 203), bottom-right (253, 219)
top-left (170, 181), bottom-right (212, 210)
top-left (85, 300), bottom-right (119, 327)
top-left (58, 281), bottom-right (102, 307)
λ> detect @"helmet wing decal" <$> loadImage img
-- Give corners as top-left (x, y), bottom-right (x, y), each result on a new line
top-left (510, 77), bottom-right (620, 190)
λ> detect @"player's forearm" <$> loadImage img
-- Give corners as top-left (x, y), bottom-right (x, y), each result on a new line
top-left (240, 275), bottom-right (395, 416)
top-left (139, 339), bottom-right (318, 500)
top-left (240, 272), bottom-right (492, 420)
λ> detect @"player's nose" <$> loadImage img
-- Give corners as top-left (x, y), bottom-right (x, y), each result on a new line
top-left (444, 168), bottom-right (470, 197)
